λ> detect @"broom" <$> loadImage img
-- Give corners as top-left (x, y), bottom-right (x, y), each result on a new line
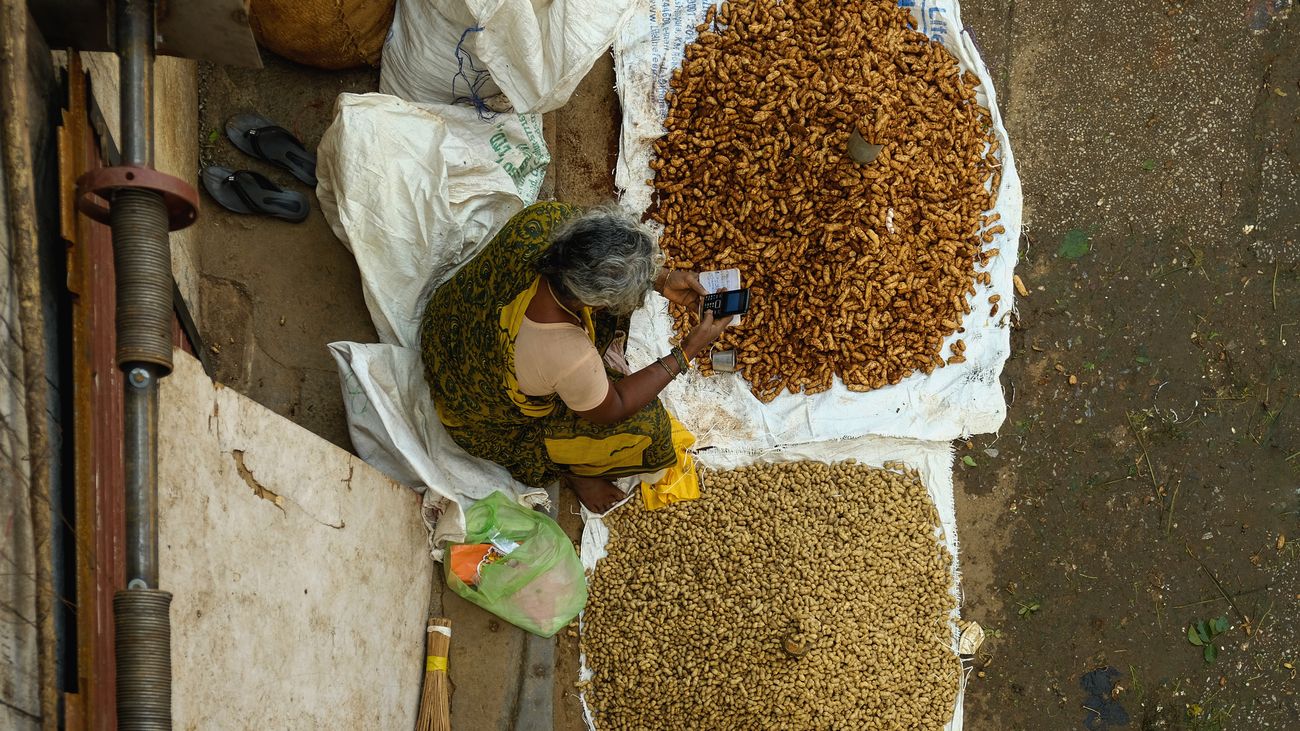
top-left (415, 617), bottom-right (452, 731)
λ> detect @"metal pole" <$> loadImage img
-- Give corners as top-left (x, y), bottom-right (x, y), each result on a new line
top-left (118, 0), bottom-right (154, 167)
top-left (115, 0), bottom-right (172, 587)
top-left (113, 1), bottom-right (174, 728)
top-left (123, 365), bottom-right (161, 587)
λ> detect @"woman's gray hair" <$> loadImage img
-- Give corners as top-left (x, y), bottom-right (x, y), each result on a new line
top-left (535, 205), bottom-right (662, 316)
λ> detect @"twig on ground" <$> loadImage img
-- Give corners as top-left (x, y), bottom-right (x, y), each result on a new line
top-left (1252, 599), bottom-right (1275, 638)
top-left (1125, 411), bottom-right (1160, 499)
top-left (1171, 586), bottom-right (1268, 609)
top-left (1165, 482), bottom-right (1179, 536)
top-left (1186, 546), bottom-right (1252, 630)
top-left (1272, 262), bottom-right (1278, 312)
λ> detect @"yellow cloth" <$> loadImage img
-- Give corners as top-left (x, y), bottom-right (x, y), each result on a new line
top-left (544, 432), bottom-right (653, 476)
top-left (640, 416), bottom-right (700, 510)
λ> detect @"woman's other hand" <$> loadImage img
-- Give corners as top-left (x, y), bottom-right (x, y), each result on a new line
top-left (683, 309), bottom-right (734, 359)
top-left (657, 268), bottom-right (708, 307)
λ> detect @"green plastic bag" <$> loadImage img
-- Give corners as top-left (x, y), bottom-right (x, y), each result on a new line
top-left (445, 491), bottom-right (587, 637)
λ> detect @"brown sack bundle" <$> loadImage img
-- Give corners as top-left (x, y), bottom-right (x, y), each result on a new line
top-left (250, 0), bottom-right (395, 70)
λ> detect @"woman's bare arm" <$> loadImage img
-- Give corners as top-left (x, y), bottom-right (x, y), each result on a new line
top-left (575, 310), bottom-right (732, 425)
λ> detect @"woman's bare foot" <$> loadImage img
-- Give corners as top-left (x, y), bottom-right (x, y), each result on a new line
top-left (563, 474), bottom-right (625, 515)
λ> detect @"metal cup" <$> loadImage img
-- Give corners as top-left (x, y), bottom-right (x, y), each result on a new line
top-left (711, 349), bottom-right (737, 373)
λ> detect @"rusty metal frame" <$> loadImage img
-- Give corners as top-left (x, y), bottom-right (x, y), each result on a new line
top-left (60, 50), bottom-right (126, 729)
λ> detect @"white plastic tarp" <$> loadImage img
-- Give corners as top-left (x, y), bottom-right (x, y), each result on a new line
top-left (316, 92), bottom-right (549, 348)
top-left (327, 342), bottom-right (547, 554)
top-left (381, 0), bottom-right (638, 113)
top-left (578, 437), bottom-right (967, 731)
top-left (614, 0), bottom-right (1023, 449)
top-left (317, 93), bottom-right (552, 549)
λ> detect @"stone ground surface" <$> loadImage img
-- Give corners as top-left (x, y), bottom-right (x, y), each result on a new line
top-left (954, 1), bottom-right (1298, 729)
top-left (194, 1), bottom-right (1298, 729)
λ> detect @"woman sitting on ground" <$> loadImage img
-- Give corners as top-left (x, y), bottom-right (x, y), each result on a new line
top-left (419, 202), bottom-right (730, 513)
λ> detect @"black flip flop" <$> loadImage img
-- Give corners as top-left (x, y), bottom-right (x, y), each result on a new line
top-left (225, 113), bottom-right (318, 186)
top-left (201, 166), bottom-right (310, 223)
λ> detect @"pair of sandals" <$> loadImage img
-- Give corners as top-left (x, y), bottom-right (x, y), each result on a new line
top-left (201, 114), bottom-right (317, 223)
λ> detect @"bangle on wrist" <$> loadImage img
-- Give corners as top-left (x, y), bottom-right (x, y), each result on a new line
top-left (659, 357), bottom-right (677, 379)
top-left (671, 346), bottom-right (688, 374)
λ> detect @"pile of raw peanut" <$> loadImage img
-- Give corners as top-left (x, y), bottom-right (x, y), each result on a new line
top-left (582, 461), bottom-right (959, 730)
top-left (650, 0), bottom-right (1003, 401)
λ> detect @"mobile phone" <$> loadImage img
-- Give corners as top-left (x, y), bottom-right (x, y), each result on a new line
top-left (701, 288), bottom-right (750, 318)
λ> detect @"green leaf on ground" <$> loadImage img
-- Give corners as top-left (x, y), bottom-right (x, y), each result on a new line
top-left (1135, 355), bottom-right (1152, 365)
top-left (1058, 229), bottom-right (1091, 259)
top-left (1212, 617), bottom-right (1228, 634)
top-left (1141, 159), bottom-right (1156, 171)
top-left (1204, 644), bottom-right (1218, 663)
top-left (962, 455), bottom-right (977, 468)
top-left (207, 129), bottom-right (220, 144)
top-left (1187, 624), bottom-right (1203, 646)
top-left (1196, 620), bottom-right (1210, 643)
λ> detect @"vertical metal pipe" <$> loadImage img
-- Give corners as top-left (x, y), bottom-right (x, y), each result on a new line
top-left (114, 590), bottom-right (172, 730)
top-left (113, 1), bottom-right (173, 728)
top-left (113, 0), bottom-right (172, 590)
top-left (123, 366), bottom-right (160, 587)
top-left (118, 0), bottom-right (154, 167)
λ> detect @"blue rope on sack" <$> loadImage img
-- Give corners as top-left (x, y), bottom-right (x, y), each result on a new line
top-left (451, 26), bottom-right (498, 120)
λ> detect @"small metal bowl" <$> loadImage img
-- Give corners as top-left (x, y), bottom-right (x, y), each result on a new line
top-left (711, 349), bottom-right (737, 373)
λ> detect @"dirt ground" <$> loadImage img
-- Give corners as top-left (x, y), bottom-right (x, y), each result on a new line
top-left (953, 1), bottom-right (1299, 729)
top-left (195, 61), bottom-right (379, 450)
top-left (193, 1), bottom-right (1298, 729)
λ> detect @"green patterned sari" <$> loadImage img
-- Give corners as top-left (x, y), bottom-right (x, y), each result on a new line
top-left (419, 202), bottom-right (676, 488)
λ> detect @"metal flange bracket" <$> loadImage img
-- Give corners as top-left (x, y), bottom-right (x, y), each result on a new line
top-left (75, 165), bottom-right (200, 231)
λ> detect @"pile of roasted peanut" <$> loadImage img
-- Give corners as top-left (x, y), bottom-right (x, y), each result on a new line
top-left (582, 461), bottom-right (959, 730)
top-left (650, 0), bottom-right (1003, 401)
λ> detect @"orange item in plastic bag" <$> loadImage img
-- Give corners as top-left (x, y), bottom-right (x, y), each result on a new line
top-left (449, 543), bottom-right (494, 586)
